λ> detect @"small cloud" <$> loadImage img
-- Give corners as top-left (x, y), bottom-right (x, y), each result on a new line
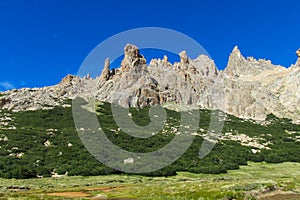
top-left (0, 81), bottom-right (15, 91)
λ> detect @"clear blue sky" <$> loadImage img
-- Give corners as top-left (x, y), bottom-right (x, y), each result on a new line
top-left (0, 0), bottom-right (299, 91)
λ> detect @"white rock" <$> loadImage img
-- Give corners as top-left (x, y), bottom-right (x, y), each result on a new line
top-left (124, 157), bottom-right (134, 164)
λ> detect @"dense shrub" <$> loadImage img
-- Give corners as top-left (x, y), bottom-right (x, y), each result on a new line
top-left (0, 101), bottom-right (300, 178)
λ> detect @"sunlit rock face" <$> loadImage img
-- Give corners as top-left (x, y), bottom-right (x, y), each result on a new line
top-left (1, 44), bottom-right (300, 123)
top-left (295, 48), bottom-right (300, 67)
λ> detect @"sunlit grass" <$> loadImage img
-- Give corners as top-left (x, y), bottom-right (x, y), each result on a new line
top-left (1, 162), bottom-right (300, 199)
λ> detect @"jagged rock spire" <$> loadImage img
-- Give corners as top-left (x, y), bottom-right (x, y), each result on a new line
top-left (179, 50), bottom-right (189, 64)
top-left (224, 46), bottom-right (246, 77)
top-left (100, 58), bottom-right (111, 81)
top-left (163, 55), bottom-right (168, 62)
top-left (229, 46), bottom-right (245, 62)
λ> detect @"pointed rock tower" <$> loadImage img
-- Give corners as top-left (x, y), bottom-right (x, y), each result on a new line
top-left (224, 46), bottom-right (246, 78)
top-left (100, 58), bottom-right (111, 82)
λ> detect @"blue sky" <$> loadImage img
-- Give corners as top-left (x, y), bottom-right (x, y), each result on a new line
top-left (0, 0), bottom-right (299, 91)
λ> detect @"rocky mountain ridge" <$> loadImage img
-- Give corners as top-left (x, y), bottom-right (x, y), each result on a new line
top-left (1, 44), bottom-right (300, 123)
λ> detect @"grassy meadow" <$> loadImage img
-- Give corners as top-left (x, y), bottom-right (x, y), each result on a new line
top-left (1, 162), bottom-right (300, 199)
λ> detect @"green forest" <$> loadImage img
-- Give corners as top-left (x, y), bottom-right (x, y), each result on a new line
top-left (0, 99), bottom-right (300, 179)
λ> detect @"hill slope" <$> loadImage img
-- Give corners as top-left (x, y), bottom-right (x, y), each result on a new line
top-left (1, 101), bottom-right (300, 178)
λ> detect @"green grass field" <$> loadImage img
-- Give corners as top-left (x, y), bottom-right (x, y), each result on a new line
top-left (1, 162), bottom-right (300, 200)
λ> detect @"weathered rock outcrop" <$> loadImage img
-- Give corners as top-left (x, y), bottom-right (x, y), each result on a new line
top-left (296, 49), bottom-right (300, 57)
top-left (100, 58), bottom-right (112, 82)
top-left (120, 44), bottom-right (146, 72)
top-left (0, 98), bottom-right (11, 108)
top-left (94, 45), bottom-right (223, 110)
top-left (224, 46), bottom-right (275, 78)
top-left (296, 48), bottom-right (300, 67)
top-left (0, 44), bottom-right (300, 123)
top-left (60, 74), bottom-right (80, 86)
top-left (223, 46), bottom-right (300, 121)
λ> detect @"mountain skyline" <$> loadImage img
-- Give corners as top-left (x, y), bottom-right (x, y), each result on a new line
top-left (1, 43), bottom-right (299, 124)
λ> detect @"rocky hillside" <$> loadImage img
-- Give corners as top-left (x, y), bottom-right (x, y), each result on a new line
top-left (1, 44), bottom-right (300, 122)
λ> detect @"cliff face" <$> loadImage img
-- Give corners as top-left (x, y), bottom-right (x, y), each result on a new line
top-left (1, 44), bottom-right (300, 123)
top-left (223, 46), bottom-right (300, 121)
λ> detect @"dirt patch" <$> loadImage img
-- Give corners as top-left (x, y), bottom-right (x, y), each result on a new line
top-left (258, 191), bottom-right (300, 200)
top-left (47, 191), bottom-right (90, 198)
top-left (47, 186), bottom-right (130, 198)
top-left (85, 186), bottom-right (129, 192)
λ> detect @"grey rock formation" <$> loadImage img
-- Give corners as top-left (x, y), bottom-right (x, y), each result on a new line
top-left (60, 74), bottom-right (80, 86)
top-left (100, 58), bottom-right (111, 82)
top-left (224, 46), bottom-right (246, 78)
top-left (0, 44), bottom-right (300, 123)
top-left (296, 48), bottom-right (300, 57)
top-left (120, 44), bottom-right (146, 72)
top-left (223, 47), bottom-right (300, 121)
top-left (296, 48), bottom-right (300, 67)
